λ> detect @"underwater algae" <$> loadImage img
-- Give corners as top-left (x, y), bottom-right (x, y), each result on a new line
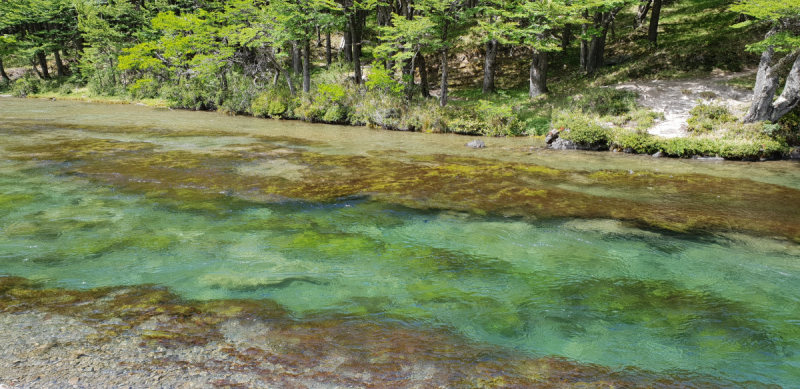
top-left (2, 105), bottom-right (799, 387)
top-left (6, 129), bottom-right (800, 242)
top-left (0, 276), bottom-right (768, 388)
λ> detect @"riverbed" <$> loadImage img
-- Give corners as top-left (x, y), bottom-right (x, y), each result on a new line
top-left (1, 98), bottom-right (799, 387)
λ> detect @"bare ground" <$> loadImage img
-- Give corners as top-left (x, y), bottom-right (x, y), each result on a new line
top-left (614, 69), bottom-right (756, 138)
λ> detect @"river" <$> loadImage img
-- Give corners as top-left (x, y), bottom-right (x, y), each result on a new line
top-left (1, 98), bottom-right (799, 387)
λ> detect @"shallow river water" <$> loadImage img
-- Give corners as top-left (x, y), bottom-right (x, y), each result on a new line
top-left (1, 98), bottom-right (800, 387)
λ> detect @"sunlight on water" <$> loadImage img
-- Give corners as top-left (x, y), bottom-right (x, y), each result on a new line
top-left (2, 98), bottom-right (800, 387)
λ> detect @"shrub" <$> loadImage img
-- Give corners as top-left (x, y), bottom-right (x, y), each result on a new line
top-left (251, 89), bottom-right (292, 118)
top-left (686, 102), bottom-right (735, 133)
top-left (552, 110), bottom-right (611, 148)
top-left (572, 88), bottom-right (638, 116)
top-left (10, 77), bottom-right (40, 97)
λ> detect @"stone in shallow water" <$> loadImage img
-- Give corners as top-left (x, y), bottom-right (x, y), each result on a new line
top-left (550, 138), bottom-right (576, 150)
top-left (466, 140), bottom-right (485, 148)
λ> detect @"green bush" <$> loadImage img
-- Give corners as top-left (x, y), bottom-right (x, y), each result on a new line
top-left (608, 129), bottom-right (788, 158)
top-left (552, 110), bottom-right (611, 147)
top-left (251, 89), bottom-right (292, 118)
top-left (10, 77), bottom-right (40, 97)
top-left (686, 102), bottom-right (735, 133)
top-left (572, 88), bottom-right (638, 116)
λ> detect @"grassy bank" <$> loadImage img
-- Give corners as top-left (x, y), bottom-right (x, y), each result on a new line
top-left (1, 71), bottom-right (795, 161)
top-left (1, 0), bottom-right (797, 160)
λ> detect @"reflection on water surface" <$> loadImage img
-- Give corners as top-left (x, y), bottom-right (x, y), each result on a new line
top-left (1, 98), bottom-right (799, 387)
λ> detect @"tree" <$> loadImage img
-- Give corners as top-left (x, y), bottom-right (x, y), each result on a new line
top-left (0, 35), bottom-right (16, 83)
top-left (473, 0), bottom-right (518, 94)
top-left (578, 0), bottom-right (631, 75)
top-left (647, 0), bottom-right (661, 47)
top-left (732, 0), bottom-right (800, 123)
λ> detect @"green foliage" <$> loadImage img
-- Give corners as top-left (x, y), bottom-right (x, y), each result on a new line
top-left (609, 129), bottom-right (788, 158)
top-left (552, 110), bottom-right (611, 147)
top-left (10, 76), bottom-right (39, 97)
top-left (446, 100), bottom-right (524, 136)
top-left (572, 88), bottom-right (638, 116)
top-left (364, 64), bottom-right (403, 94)
top-left (252, 89), bottom-right (293, 118)
top-left (686, 102), bottom-right (735, 133)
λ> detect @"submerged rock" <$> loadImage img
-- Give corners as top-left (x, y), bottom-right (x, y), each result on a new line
top-left (550, 138), bottom-right (577, 150)
top-left (694, 156), bottom-right (724, 162)
top-left (466, 140), bottom-right (485, 149)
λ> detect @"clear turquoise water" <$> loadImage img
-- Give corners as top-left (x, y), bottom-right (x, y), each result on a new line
top-left (1, 98), bottom-right (800, 387)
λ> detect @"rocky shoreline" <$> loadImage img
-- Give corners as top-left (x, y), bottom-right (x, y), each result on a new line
top-left (0, 278), bottom-right (767, 389)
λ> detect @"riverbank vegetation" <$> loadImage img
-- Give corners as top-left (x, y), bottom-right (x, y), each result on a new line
top-left (1, 0), bottom-right (798, 158)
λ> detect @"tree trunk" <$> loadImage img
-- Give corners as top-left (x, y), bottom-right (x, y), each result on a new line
top-left (580, 21), bottom-right (588, 72)
top-left (771, 52), bottom-right (800, 120)
top-left (284, 68), bottom-right (297, 96)
top-left (350, 14), bottom-right (362, 84)
top-left (30, 59), bottom-right (44, 79)
top-left (529, 51), bottom-right (548, 98)
top-left (586, 36), bottom-right (601, 74)
top-left (0, 58), bottom-right (10, 83)
top-left (36, 51), bottom-right (50, 79)
top-left (325, 31), bottom-right (332, 66)
top-left (561, 24), bottom-right (571, 53)
top-left (302, 39), bottom-right (311, 93)
top-left (635, 0), bottom-right (652, 28)
top-left (582, 9), bottom-right (620, 74)
top-left (596, 25), bottom-right (609, 68)
top-left (744, 48), bottom-right (800, 123)
top-left (482, 39), bottom-right (498, 94)
top-left (418, 53), bottom-right (430, 98)
top-left (54, 50), bottom-right (67, 77)
top-left (292, 42), bottom-right (301, 74)
top-left (648, 0), bottom-right (662, 47)
top-left (440, 48), bottom-right (448, 107)
top-left (343, 23), bottom-right (353, 62)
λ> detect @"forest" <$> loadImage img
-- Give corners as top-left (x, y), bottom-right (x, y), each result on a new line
top-left (1, 0), bottom-right (799, 158)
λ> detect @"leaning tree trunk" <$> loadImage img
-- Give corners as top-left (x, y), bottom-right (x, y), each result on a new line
top-left (771, 52), bottom-right (800, 120)
top-left (482, 39), bottom-right (499, 94)
top-left (744, 48), bottom-right (800, 123)
top-left (36, 51), bottom-right (50, 79)
top-left (418, 53), bottom-right (431, 98)
top-left (635, 0), bottom-right (652, 28)
top-left (54, 50), bottom-right (67, 77)
top-left (529, 51), bottom-right (548, 98)
top-left (648, 0), bottom-right (662, 47)
top-left (284, 68), bottom-right (297, 96)
top-left (440, 47), bottom-right (448, 107)
top-left (0, 58), bottom-right (10, 83)
top-left (302, 39), bottom-right (311, 93)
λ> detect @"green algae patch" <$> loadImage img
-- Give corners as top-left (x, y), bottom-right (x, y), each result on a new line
top-left (8, 138), bottom-right (158, 161)
top-left (6, 133), bottom-right (800, 241)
